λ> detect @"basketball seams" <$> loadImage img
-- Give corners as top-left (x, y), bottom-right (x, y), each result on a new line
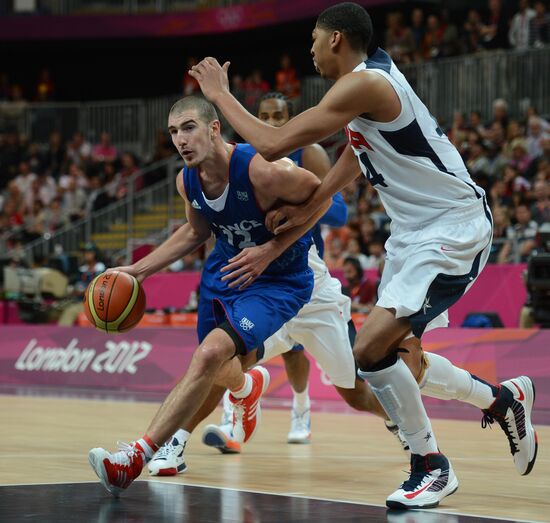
top-left (108, 276), bottom-right (140, 331)
top-left (103, 271), bottom-right (120, 333)
top-left (87, 275), bottom-right (107, 330)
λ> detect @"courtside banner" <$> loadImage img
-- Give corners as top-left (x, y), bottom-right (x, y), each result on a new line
top-left (0, 326), bottom-right (548, 423)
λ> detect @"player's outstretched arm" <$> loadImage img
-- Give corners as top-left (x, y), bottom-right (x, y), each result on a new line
top-left (114, 172), bottom-right (212, 282)
top-left (267, 144), bottom-right (361, 235)
top-left (189, 57), bottom-right (372, 161)
top-left (302, 144), bottom-right (348, 227)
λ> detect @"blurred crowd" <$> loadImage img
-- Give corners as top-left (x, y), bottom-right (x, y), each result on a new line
top-left (0, 127), bottom-right (175, 254)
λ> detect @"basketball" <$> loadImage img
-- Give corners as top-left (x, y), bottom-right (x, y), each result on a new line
top-left (84, 271), bottom-right (146, 333)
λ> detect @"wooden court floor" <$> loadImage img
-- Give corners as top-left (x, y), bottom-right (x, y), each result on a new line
top-left (2, 394), bottom-right (549, 522)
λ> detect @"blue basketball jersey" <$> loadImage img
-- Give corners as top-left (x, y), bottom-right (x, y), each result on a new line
top-left (183, 143), bottom-right (314, 354)
top-left (183, 143), bottom-right (311, 276)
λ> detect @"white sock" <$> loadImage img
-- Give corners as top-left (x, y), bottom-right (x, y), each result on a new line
top-left (421, 352), bottom-right (496, 409)
top-left (231, 373), bottom-right (253, 399)
top-left (173, 429), bottom-right (191, 446)
top-left (292, 385), bottom-right (310, 414)
top-left (359, 357), bottom-right (439, 456)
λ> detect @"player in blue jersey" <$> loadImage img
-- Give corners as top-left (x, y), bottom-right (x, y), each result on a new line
top-left (88, 94), bottom-right (331, 496)
top-left (190, 2), bottom-right (537, 509)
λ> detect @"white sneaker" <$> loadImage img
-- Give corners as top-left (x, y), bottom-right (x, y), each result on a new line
top-left (386, 453), bottom-right (459, 509)
top-left (384, 419), bottom-right (410, 452)
top-left (287, 408), bottom-right (311, 444)
top-left (482, 375), bottom-right (538, 475)
top-left (147, 435), bottom-right (187, 476)
top-left (202, 423), bottom-right (242, 454)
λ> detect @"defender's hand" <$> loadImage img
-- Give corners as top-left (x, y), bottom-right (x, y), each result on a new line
top-left (220, 244), bottom-right (275, 290)
top-left (265, 204), bottom-right (309, 235)
top-left (189, 57), bottom-right (231, 103)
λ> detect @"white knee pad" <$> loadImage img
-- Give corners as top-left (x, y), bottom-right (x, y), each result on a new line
top-left (420, 352), bottom-right (473, 401)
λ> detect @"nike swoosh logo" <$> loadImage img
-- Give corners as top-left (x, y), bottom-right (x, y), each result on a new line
top-left (511, 381), bottom-right (525, 401)
top-left (404, 480), bottom-right (435, 499)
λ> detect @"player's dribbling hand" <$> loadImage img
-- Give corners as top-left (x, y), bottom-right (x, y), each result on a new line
top-left (265, 204), bottom-right (308, 235)
top-left (188, 57), bottom-right (231, 103)
top-left (108, 265), bottom-right (145, 284)
top-left (220, 244), bottom-right (275, 290)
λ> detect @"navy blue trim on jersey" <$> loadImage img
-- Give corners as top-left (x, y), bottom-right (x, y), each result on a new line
top-left (378, 119), bottom-right (453, 175)
top-left (408, 247), bottom-right (486, 338)
top-left (365, 47), bottom-right (392, 74)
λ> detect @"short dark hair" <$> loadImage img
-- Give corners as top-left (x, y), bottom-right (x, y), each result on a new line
top-left (344, 256), bottom-right (364, 280)
top-left (317, 2), bottom-right (373, 53)
top-left (258, 92), bottom-right (294, 117)
top-left (169, 95), bottom-right (218, 123)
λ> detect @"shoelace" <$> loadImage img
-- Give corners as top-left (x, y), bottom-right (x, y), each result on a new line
top-left (481, 413), bottom-right (519, 454)
top-left (401, 469), bottom-right (431, 491)
top-left (154, 443), bottom-right (176, 459)
top-left (112, 441), bottom-right (141, 466)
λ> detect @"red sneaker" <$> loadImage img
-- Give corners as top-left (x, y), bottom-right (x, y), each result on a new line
top-left (229, 366), bottom-right (270, 443)
top-left (88, 441), bottom-right (145, 496)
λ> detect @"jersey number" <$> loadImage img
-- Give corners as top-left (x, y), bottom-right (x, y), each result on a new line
top-left (221, 228), bottom-right (256, 249)
top-left (359, 152), bottom-right (388, 188)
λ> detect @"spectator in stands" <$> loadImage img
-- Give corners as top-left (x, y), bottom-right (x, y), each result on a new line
top-left (324, 236), bottom-right (346, 271)
top-left (448, 111), bottom-right (468, 147)
top-left (410, 8), bottom-right (426, 57)
top-left (463, 9), bottom-right (484, 53)
top-left (530, 179), bottom-right (550, 224)
top-left (481, 0), bottom-right (510, 49)
top-left (498, 203), bottom-right (538, 263)
top-left (59, 162), bottom-right (88, 191)
top-left (66, 131), bottom-right (92, 167)
top-left (13, 160), bottom-right (37, 195)
top-left (490, 98), bottom-right (510, 131)
top-left (440, 8), bottom-right (461, 57)
top-left (421, 14), bottom-right (446, 59)
top-left (365, 238), bottom-right (386, 270)
top-left (530, 0), bottom-right (550, 47)
top-left (116, 152), bottom-right (142, 196)
top-left (91, 132), bottom-right (118, 163)
top-left (86, 174), bottom-right (114, 214)
top-left (230, 74), bottom-right (246, 107)
top-left (35, 68), bottom-right (55, 101)
top-left (58, 242), bottom-right (105, 326)
top-left (243, 69), bottom-right (269, 109)
top-left (182, 57), bottom-right (201, 96)
top-left (343, 237), bottom-right (370, 269)
top-left (24, 172), bottom-right (56, 211)
top-left (489, 205), bottom-right (511, 262)
top-left (342, 256), bottom-right (377, 313)
top-left (275, 54), bottom-right (301, 100)
top-left (527, 135), bottom-right (550, 179)
top-left (385, 12), bottom-right (415, 63)
top-left (60, 175), bottom-right (87, 222)
top-left (24, 142), bottom-right (45, 175)
top-left (43, 197), bottom-right (68, 232)
top-left (466, 141), bottom-right (490, 176)
top-left (509, 138), bottom-right (533, 175)
top-left (527, 116), bottom-right (550, 158)
top-left (509, 0), bottom-right (536, 49)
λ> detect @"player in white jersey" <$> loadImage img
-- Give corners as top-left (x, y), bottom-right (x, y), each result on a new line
top-left (190, 2), bottom-right (538, 509)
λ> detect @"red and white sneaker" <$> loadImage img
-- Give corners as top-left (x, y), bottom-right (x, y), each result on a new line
top-left (88, 441), bottom-right (145, 497)
top-left (386, 453), bottom-right (459, 509)
top-left (482, 375), bottom-right (538, 475)
top-left (229, 366), bottom-right (270, 443)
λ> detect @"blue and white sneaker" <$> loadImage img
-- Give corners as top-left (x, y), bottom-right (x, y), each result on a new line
top-left (287, 408), bottom-right (311, 444)
top-left (147, 436), bottom-right (187, 476)
top-left (386, 453), bottom-right (459, 509)
top-left (202, 423), bottom-right (242, 454)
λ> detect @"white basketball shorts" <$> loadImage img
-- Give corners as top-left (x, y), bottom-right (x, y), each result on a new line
top-left (258, 247), bottom-right (357, 389)
top-left (376, 197), bottom-right (493, 338)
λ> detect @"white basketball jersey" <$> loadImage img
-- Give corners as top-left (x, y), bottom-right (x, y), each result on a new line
top-left (346, 48), bottom-right (485, 227)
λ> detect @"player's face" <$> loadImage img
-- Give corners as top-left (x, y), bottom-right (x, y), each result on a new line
top-left (168, 109), bottom-right (214, 167)
top-left (257, 99), bottom-right (290, 127)
top-left (311, 26), bottom-right (333, 78)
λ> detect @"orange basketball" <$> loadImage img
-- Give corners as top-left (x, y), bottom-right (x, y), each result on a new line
top-left (84, 270), bottom-right (146, 333)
